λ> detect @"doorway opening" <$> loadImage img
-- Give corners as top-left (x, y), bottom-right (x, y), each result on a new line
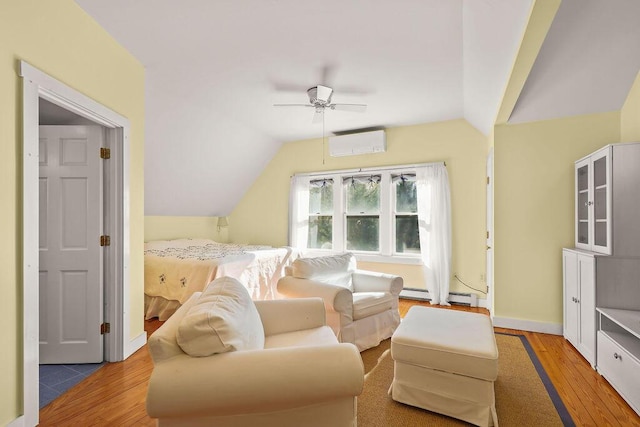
top-left (20, 61), bottom-right (133, 426)
top-left (38, 101), bottom-right (108, 408)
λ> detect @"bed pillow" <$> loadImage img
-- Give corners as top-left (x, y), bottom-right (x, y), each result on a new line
top-left (291, 253), bottom-right (356, 291)
top-left (176, 276), bottom-right (265, 357)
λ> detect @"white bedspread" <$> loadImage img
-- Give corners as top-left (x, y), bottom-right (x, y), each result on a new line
top-left (144, 239), bottom-right (292, 319)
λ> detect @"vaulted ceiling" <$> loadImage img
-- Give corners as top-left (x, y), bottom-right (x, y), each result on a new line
top-left (72, 0), bottom-right (640, 216)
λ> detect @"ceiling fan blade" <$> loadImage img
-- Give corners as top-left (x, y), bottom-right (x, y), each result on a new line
top-left (330, 103), bottom-right (367, 113)
top-left (316, 85), bottom-right (333, 103)
top-left (273, 104), bottom-right (314, 107)
top-left (320, 64), bottom-right (336, 86)
top-left (272, 82), bottom-right (311, 92)
top-left (312, 109), bottom-right (324, 124)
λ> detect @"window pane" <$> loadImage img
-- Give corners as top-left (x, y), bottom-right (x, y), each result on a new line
top-left (396, 215), bottom-right (420, 253)
top-left (346, 216), bottom-right (379, 251)
top-left (308, 216), bottom-right (332, 249)
top-left (346, 181), bottom-right (379, 214)
top-left (396, 180), bottom-right (417, 213)
top-left (309, 185), bottom-right (333, 214)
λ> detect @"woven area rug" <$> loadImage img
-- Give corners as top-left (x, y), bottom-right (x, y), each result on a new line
top-left (358, 333), bottom-right (574, 426)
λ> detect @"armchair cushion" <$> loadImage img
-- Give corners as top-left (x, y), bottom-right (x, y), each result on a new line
top-left (291, 253), bottom-right (356, 291)
top-left (352, 292), bottom-right (395, 320)
top-left (176, 277), bottom-right (265, 357)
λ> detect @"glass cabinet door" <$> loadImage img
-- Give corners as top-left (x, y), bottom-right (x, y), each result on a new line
top-left (591, 147), bottom-right (611, 254)
top-left (575, 146), bottom-right (611, 254)
top-left (575, 158), bottom-right (592, 250)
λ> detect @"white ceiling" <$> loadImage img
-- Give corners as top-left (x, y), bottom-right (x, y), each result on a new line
top-left (72, 0), bottom-right (640, 216)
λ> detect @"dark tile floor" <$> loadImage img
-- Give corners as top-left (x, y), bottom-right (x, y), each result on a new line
top-left (39, 363), bottom-right (104, 408)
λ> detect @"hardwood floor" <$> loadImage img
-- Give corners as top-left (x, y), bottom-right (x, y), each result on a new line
top-left (38, 299), bottom-right (640, 426)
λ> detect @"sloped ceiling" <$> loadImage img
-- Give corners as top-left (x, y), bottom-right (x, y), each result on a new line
top-left (72, 0), bottom-right (640, 216)
top-left (510, 0), bottom-right (640, 123)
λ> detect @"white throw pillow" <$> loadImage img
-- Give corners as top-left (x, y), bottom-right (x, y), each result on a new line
top-left (291, 253), bottom-right (356, 291)
top-left (176, 276), bottom-right (265, 357)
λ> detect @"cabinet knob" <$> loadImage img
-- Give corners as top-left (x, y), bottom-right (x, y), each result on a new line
top-left (614, 353), bottom-right (621, 360)
top-left (588, 201), bottom-right (593, 206)
top-left (575, 298), bottom-right (579, 303)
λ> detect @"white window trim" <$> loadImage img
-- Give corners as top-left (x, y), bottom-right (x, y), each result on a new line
top-left (291, 162), bottom-right (443, 264)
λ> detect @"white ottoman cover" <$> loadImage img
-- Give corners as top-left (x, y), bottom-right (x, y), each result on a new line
top-left (392, 307), bottom-right (498, 381)
top-left (390, 306), bottom-right (499, 427)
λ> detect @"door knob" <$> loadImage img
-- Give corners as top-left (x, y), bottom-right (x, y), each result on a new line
top-left (614, 353), bottom-right (621, 360)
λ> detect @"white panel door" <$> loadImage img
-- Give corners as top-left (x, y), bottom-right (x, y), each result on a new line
top-left (39, 125), bottom-right (104, 364)
top-left (563, 249), bottom-right (578, 346)
top-left (577, 253), bottom-right (596, 365)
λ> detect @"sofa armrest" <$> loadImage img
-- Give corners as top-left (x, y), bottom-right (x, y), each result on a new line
top-left (148, 292), bottom-right (201, 364)
top-left (352, 270), bottom-right (403, 295)
top-left (277, 276), bottom-right (354, 314)
top-left (254, 298), bottom-right (326, 336)
top-left (146, 343), bottom-right (364, 418)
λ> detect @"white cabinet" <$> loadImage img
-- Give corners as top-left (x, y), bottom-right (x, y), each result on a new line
top-left (566, 142), bottom-right (640, 415)
top-left (575, 146), bottom-right (611, 255)
top-left (596, 308), bottom-right (640, 416)
top-left (562, 249), bottom-right (596, 367)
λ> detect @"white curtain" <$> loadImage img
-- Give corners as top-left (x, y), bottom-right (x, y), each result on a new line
top-left (288, 175), bottom-right (310, 248)
top-left (416, 164), bottom-right (452, 306)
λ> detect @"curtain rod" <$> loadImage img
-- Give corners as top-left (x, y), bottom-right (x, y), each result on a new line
top-left (292, 161), bottom-right (446, 178)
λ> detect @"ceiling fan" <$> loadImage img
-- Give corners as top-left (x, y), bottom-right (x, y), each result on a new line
top-left (273, 85), bottom-right (367, 123)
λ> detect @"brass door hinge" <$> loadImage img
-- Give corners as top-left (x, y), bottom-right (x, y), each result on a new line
top-left (100, 235), bottom-right (111, 246)
top-left (487, 231), bottom-right (490, 239)
top-left (100, 323), bottom-right (111, 334)
top-left (100, 147), bottom-right (111, 159)
top-left (486, 176), bottom-right (490, 184)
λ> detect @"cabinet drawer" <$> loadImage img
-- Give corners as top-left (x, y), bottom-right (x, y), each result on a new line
top-left (597, 331), bottom-right (640, 414)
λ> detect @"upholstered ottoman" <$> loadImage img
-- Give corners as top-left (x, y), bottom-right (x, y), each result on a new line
top-left (390, 306), bottom-right (499, 426)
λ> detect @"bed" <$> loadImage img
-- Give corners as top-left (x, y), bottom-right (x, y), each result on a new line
top-left (144, 239), bottom-right (293, 320)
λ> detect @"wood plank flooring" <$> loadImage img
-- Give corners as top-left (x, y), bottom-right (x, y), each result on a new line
top-left (38, 299), bottom-right (640, 426)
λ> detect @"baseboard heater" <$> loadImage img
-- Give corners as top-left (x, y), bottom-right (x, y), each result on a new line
top-left (400, 288), bottom-right (478, 307)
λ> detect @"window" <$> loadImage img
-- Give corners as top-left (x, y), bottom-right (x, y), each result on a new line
top-left (307, 179), bottom-right (333, 249)
top-left (345, 175), bottom-right (381, 252)
top-left (393, 174), bottom-right (420, 254)
top-left (291, 162), bottom-right (451, 302)
top-left (291, 165), bottom-right (435, 263)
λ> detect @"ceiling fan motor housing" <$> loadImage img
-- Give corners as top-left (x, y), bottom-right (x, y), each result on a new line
top-left (307, 85), bottom-right (333, 105)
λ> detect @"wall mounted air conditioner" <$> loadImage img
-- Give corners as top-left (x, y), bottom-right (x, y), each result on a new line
top-left (329, 129), bottom-right (386, 157)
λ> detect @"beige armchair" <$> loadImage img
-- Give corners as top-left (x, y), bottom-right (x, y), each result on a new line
top-left (146, 277), bottom-right (364, 427)
top-left (277, 253), bottom-right (403, 351)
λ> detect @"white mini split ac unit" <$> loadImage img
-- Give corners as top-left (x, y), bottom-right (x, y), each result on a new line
top-left (328, 130), bottom-right (386, 157)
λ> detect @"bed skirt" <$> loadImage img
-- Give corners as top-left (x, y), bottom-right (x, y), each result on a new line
top-left (145, 294), bottom-right (182, 321)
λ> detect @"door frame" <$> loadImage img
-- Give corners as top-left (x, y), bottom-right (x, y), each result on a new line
top-left (19, 61), bottom-right (131, 426)
top-left (486, 147), bottom-right (494, 314)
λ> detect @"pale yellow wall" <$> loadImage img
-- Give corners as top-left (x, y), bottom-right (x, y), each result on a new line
top-left (493, 112), bottom-right (620, 325)
top-left (621, 71), bottom-right (640, 142)
top-left (231, 119), bottom-right (489, 294)
top-left (358, 261), bottom-right (426, 290)
top-left (0, 1), bottom-right (145, 423)
top-left (144, 216), bottom-right (229, 242)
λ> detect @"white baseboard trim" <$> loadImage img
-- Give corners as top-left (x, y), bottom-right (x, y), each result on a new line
top-left (7, 415), bottom-right (24, 427)
top-left (400, 288), bottom-right (486, 308)
top-left (492, 316), bottom-right (563, 335)
top-left (125, 332), bottom-right (147, 359)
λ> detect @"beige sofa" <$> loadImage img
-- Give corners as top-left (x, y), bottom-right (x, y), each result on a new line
top-left (146, 277), bottom-right (364, 427)
top-left (277, 253), bottom-right (403, 351)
